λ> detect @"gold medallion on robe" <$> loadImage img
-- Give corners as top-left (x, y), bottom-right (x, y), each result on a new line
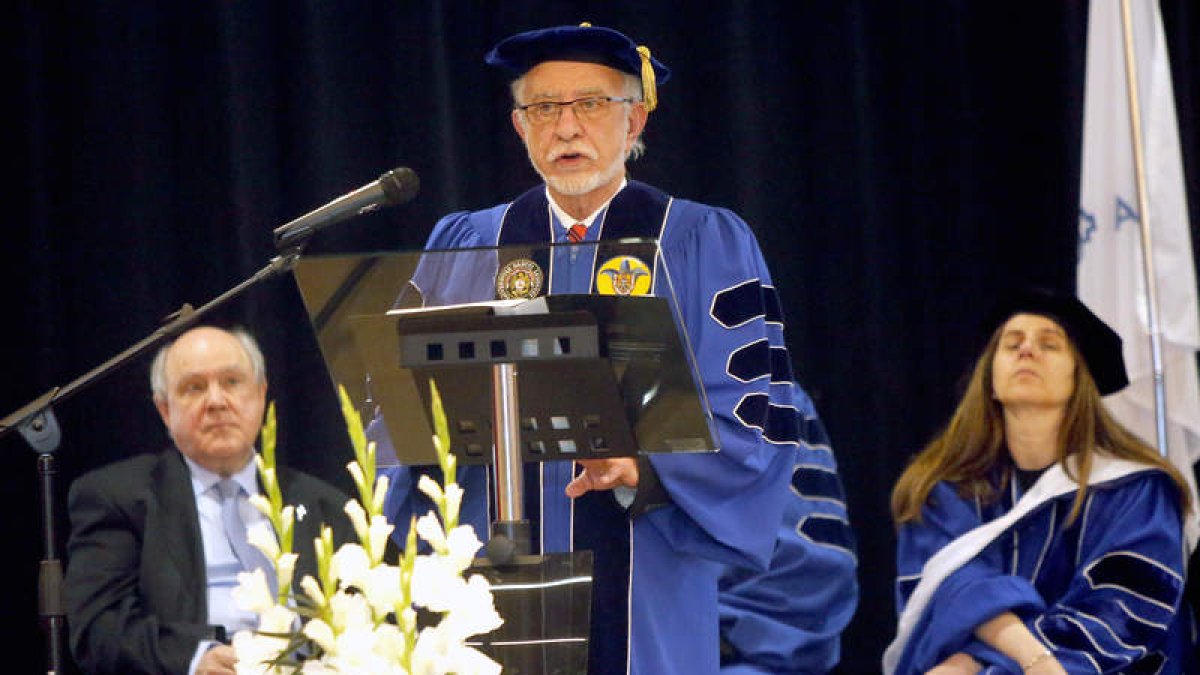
top-left (596, 256), bottom-right (652, 296)
top-left (496, 258), bottom-right (544, 300)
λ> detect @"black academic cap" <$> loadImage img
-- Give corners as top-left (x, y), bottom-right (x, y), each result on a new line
top-left (485, 23), bottom-right (671, 111)
top-left (990, 287), bottom-right (1129, 396)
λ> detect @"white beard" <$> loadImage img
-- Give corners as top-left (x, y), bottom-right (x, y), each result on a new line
top-left (538, 151), bottom-right (626, 196)
top-left (521, 113), bottom-right (630, 197)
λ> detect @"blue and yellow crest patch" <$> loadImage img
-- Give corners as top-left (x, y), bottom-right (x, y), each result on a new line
top-left (596, 255), bottom-right (652, 296)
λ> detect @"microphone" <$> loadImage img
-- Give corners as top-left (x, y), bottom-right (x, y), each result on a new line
top-left (273, 166), bottom-right (420, 249)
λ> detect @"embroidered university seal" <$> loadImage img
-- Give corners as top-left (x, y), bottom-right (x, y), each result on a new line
top-left (596, 256), bottom-right (652, 296)
top-left (496, 258), bottom-right (544, 299)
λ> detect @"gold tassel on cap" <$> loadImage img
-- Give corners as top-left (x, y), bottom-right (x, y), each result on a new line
top-left (578, 22), bottom-right (657, 112)
top-left (637, 46), bottom-right (658, 112)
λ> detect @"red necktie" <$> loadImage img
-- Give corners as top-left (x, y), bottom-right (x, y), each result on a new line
top-left (567, 222), bottom-right (587, 243)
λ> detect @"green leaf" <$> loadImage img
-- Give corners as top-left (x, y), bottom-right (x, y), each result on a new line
top-left (261, 401), bottom-right (277, 467)
top-left (337, 384), bottom-right (368, 460)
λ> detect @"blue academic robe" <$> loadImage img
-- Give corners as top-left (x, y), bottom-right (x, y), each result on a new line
top-left (892, 464), bottom-right (1192, 674)
top-left (717, 401), bottom-right (857, 674)
top-left (375, 181), bottom-right (857, 675)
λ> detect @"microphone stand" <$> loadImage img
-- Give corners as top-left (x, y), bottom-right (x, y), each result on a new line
top-left (0, 246), bottom-right (305, 674)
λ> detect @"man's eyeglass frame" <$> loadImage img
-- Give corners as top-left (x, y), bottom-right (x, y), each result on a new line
top-left (515, 96), bottom-right (639, 125)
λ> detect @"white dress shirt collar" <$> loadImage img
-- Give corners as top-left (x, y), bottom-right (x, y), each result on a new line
top-left (545, 178), bottom-right (628, 231)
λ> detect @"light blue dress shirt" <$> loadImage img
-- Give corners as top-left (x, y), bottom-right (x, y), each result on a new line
top-left (183, 455), bottom-right (271, 674)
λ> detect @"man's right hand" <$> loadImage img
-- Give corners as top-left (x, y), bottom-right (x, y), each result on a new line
top-left (565, 457), bottom-right (639, 497)
top-left (195, 644), bottom-right (238, 675)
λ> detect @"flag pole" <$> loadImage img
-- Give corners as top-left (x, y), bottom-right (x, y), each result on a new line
top-left (1118, 0), bottom-right (1169, 455)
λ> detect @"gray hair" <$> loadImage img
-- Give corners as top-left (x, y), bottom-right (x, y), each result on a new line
top-left (150, 326), bottom-right (266, 400)
top-left (510, 71), bottom-right (647, 160)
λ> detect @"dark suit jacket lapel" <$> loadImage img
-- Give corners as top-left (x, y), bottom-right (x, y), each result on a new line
top-left (150, 450), bottom-right (207, 622)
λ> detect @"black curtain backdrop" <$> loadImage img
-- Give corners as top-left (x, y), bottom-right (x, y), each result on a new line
top-left (4, 2), bottom-right (1198, 673)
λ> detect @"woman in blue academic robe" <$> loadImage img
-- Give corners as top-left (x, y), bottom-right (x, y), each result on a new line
top-left (884, 288), bottom-right (1194, 674)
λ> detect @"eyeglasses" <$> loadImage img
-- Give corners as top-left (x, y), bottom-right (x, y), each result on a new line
top-left (516, 96), bottom-right (638, 125)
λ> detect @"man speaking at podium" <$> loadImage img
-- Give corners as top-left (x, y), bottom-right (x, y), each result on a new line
top-left (379, 23), bottom-right (858, 675)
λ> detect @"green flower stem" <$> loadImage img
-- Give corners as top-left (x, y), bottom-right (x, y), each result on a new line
top-left (398, 519), bottom-right (419, 670)
top-left (337, 385), bottom-right (378, 511)
top-left (255, 402), bottom-right (294, 606)
top-left (314, 526), bottom-right (335, 624)
top-left (428, 380), bottom-right (459, 531)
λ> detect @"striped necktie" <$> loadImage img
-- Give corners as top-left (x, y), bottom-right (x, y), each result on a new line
top-left (217, 479), bottom-right (277, 595)
top-left (567, 222), bottom-right (587, 243)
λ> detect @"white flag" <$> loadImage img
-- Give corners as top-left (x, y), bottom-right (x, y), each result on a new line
top-left (1077, 0), bottom-right (1200, 551)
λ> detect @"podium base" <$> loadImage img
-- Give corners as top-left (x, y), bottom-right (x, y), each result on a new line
top-left (469, 550), bottom-right (593, 675)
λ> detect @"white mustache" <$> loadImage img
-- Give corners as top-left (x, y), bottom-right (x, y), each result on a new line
top-left (547, 146), bottom-right (598, 162)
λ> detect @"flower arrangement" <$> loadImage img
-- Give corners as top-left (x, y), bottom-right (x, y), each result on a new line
top-left (230, 382), bottom-right (504, 674)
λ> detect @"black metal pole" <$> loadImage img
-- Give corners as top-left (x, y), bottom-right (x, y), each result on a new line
top-left (37, 452), bottom-right (65, 675)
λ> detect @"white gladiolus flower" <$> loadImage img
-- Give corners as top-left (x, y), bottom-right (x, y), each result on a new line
top-left (346, 461), bottom-right (366, 489)
top-left (231, 568), bottom-right (274, 614)
top-left (298, 661), bottom-right (338, 675)
top-left (372, 472), bottom-right (390, 513)
top-left (443, 483), bottom-right (464, 526)
top-left (259, 605), bottom-right (299, 634)
top-left (368, 514), bottom-right (395, 564)
top-left (411, 624), bottom-right (453, 675)
top-left (411, 624), bottom-right (501, 675)
top-left (299, 574), bottom-right (325, 607)
top-left (363, 564), bottom-right (403, 616)
top-left (417, 474), bottom-right (443, 502)
top-left (421, 574), bottom-right (502, 642)
top-left (443, 644), bottom-right (502, 675)
top-left (232, 605), bottom-right (299, 674)
top-left (372, 622), bottom-right (407, 664)
top-left (247, 521), bottom-right (281, 560)
top-left (332, 623), bottom-right (378, 664)
top-left (410, 555), bottom-right (468, 613)
top-left (414, 512), bottom-right (447, 551)
top-left (232, 628), bottom-right (289, 675)
top-left (249, 493), bottom-right (272, 518)
top-left (328, 590), bottom-right (373, 633)
top-left (303, 618), bottom-right (337, 654)
top-left (440, 574), bottom-right (504, 639)
top-left (443, 525), bottom-right (483, 573)
top-left (330, 544), bottom-right (370, 590)
top-left (344, 499), bottom-right (369, 541)
top-left (276, 552), bottom-right (299, 592)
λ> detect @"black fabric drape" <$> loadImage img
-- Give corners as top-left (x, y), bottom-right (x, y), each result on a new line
top-left (4, 2), bottom-right (1197, 673)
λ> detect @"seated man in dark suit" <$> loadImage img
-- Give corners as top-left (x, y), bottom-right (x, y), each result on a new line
top-left (65, 325), bottom-right (352, 675)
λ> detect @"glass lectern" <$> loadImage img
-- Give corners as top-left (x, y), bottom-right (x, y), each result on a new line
top-left (289, 239), bottom-right (717, 674)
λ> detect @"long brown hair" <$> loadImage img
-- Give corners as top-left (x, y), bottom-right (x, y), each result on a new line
top-left (891, 323), bottom-right (1191, 526)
